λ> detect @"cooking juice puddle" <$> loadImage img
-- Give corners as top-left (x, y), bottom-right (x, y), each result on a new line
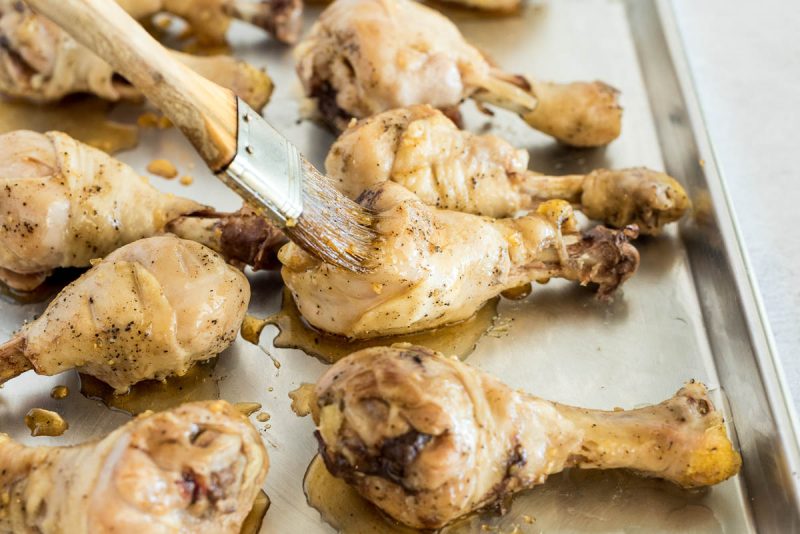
top-left (0, 96), bottom-right (138, 154)
top-left (303, 456), bottom-right (721, 533)
top-left (242, 289), bottom-right (501, 363)
top-left (79, 358), bottom-right (219, 415)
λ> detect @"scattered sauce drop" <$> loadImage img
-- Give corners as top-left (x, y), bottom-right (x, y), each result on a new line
top-left (288, 384), bottom-right (315, 418)
top-left (243, 289), bottom-right (501, 363)
top-left (79, 359), bottom-right (219, 415)
top-left (240, 490), bottom-right (270, 534)
top-left (24, 408), bottom-right (68, 437)
top-left (256, 412), bottom-right (271, 423)
top-left (304, 455), bottom-right (417, 534)
top-left (147, 158), bottom-right (179, 178)
top-left (234, 402), bottom-right (263, 416)
top-left (50, 385), bottom-right (69, 400)
top-left (0, 96), bottom-right (138, 154)
top-left (179, 175), bottom-right (194, 186)
top-left (181, 40), bottom-right (232, 57)
top-left (137, 111), bottom-right (172, 129)
top-left (241, 314), bottom-right (268, 345)
top-left (500, 283), bottom-right (532, 300)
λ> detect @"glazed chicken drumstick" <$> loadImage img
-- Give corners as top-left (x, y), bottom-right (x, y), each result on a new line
top-left (0, 400), bottom-right (269, 534)
top-left (328, 105), bottom-right (689, 233)
top-left (0, 0), bottom-right (272, 109)
top-left (296, 0), bottom-right (621, 146)
top-left (119, 0), bottom-right (303, 45)
top-left (0, 236), bottom-right (249, 392)
top-left (0, 130), bottom-right (285, 291)
top-left (280, 182), bottom-right (639, 339)
top-left (312, 345), bottom-right (742, 529)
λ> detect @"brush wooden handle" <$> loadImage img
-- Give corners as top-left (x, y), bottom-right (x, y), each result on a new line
top-left (26, 0), bottom-right (237, 171)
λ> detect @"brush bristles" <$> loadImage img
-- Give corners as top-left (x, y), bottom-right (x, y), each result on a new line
top-left (285, 161), bottom-right (378, 273)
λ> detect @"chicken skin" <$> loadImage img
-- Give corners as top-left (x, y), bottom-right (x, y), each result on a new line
top-left (296, 0), bottom-right (621, 146)
top-left (0, 236), bottom-right (249, 392)
top-left (0, 0), bottom-right (273, 109)
top-left (312, 345), bottom-right (742, 529)
top-left (0, 400), bottom-right (269, 534)
top-left (280, 182), bottom-right (638, 339)
top-left (0, 130), bottom-right (285, 290)
top-left (118, 0), bottom-right (303, 45)
top-left (327, 105), bottom-right (689, 232)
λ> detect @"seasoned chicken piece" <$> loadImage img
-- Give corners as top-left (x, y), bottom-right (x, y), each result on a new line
top-left (0, 400), bottom-right (268, 534)
top-left (119, 0), bottom-right (303, 45)
top-left (328, 106), bottom-right (689, 232)
top-left (280, 182), bottom-right (638, 339)
top-left (0, 236), bottom-right (249, 392)
top-left (0, 130), bottom-right (285, 290)
top-left (296, 0), bottom-right (621, 146)
top-left (0, 0), bottom-right (273, 109)
top-left (312, 345), bottom-right (742, 529)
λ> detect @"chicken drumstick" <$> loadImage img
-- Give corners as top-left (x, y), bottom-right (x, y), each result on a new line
top-left (0, 130), bottom-right (285, 291)
top-left (312, 345), bottom-right (742, 529)
top-left (0, 400), bottom-right (269, 534)
top-left (119, 0), bottom-right (303, 44)
top-left (328, 105), bottom-right (689, 233)
top-left (0, 0), bottom-right (273, 109)
top-left (280, 182), bottom-right (638, 339)
top-left (296, 0), bottom-right (621, 146)
top-left (0, 236), bottom-right (249, 392)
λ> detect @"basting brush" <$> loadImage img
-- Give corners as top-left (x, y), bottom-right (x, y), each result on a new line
top-left (26, 0), bottom-right (377, 273)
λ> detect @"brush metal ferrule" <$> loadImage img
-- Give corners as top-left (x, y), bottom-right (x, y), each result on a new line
top-left (221, 98), bottom-right (303, 226)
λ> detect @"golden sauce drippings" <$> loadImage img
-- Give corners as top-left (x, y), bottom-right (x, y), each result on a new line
top-left (242, 289), bottom-right (501, 363)
top-left (234, 402), bottom-right (263, 416)
top-left (79, 359), bottom-right (219, 415)
top-left (256, 412), bottom-right (271, 423)
top-left (304, 456), bottom-right (721, 534)
top-left (0, 96), bottom-right (138, 154)
top-left (50, 385), bottom-right (69, 400)
top-left (304, 455), bottom-right (417, 534)
top-left (288, 383), bottom-right (315, 418)
top-left (240, 490), bottom-right (270, 534)
top-left (24, 408), bottom-right (68, 437)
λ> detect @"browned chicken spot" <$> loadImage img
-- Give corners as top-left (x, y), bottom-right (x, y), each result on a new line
top-left (119, 0), bottom-right (303, 45)
top-left (0, 235), bottom-right (250, 392)
top-left (312, 345), bottom-right (742, 529)
top-left (296, 0), bottom-right (621, 146)
top-left (280, 182), bottom-right (639, 339)
top-left (327, 105), bottom-right (689, 232)
top-left (0, 130), bottom-right (284, 291)
top-left (0, 0), bottom-right (273, 109)
top-left (0, 401), bottom-right (269, 533)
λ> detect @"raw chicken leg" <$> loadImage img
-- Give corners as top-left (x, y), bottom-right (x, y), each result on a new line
top-left (296, 0), bottom-right (621, 146)
top-left (0, 0), bottom-right (273, 109)
top-left (280, 182), bottom-right (639, 339)
top-left (0, 236), bottom-right (249, 392)
top-left (327, 105), bottom-right (689, 232)
top-left (0, 130), bottom-right (284, 290)
top-left (119, 0), bottom-right (303, 44)
top-left (312, 345), bottom-right (742, 529)
top-left (0, 400), bottom-right (268, 534)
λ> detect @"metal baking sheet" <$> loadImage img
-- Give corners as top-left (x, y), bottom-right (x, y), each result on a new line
top-left (1, 0), bottom-right (798, 531)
